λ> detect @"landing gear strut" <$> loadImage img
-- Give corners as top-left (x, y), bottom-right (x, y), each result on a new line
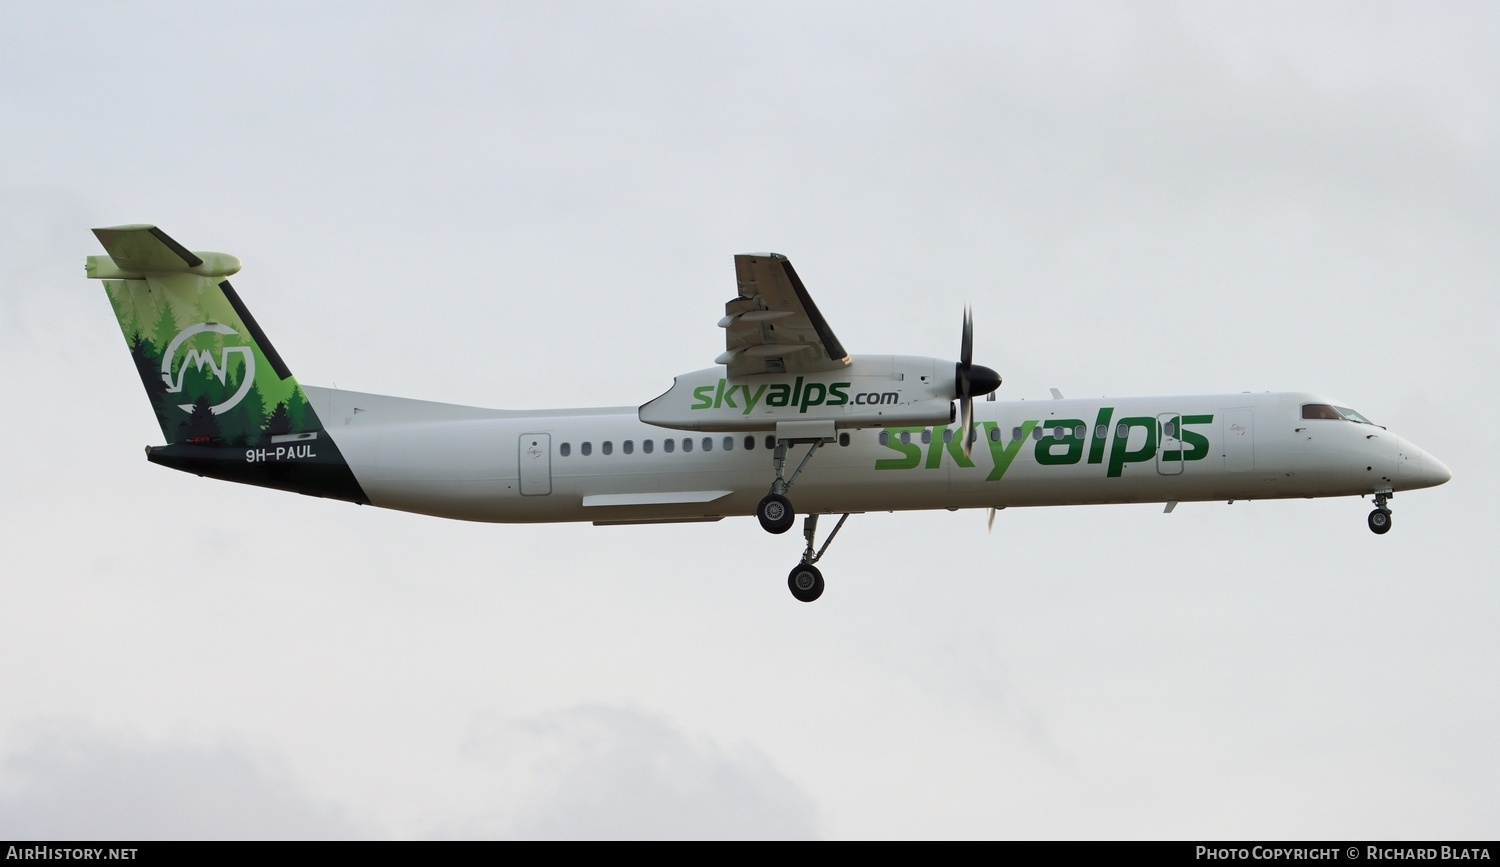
top-left (756, 438), bottom-right (827, 535)
top-left (1368, 491), bottom-right (1393, 535)
top-left (786, 512), bottom-right (849, 602)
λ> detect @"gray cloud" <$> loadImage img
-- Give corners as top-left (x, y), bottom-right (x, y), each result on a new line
top-left (448, 705), bottom-right (818, 840)
top-left (0, 726), bottom-right (364, 840)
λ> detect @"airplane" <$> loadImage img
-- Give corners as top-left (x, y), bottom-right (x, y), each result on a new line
top-left (87, 225), bottom-right (1452, 602)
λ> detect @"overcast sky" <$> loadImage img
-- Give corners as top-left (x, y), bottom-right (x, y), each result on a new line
top-left (1, 1), bottom-right (1495, 839)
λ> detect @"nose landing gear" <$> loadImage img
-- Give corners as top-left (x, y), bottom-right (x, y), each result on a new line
top-left (1368, 490), bottom-right (1393, 535)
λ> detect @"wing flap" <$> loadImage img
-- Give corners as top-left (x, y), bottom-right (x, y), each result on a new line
top-left (722, 254), bottom-right (850, 377)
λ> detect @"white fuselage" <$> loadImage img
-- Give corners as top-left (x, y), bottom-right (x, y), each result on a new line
top-left (303, 386), bottom-right (1451, 525)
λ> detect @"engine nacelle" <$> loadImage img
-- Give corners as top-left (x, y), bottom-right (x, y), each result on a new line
top-left (639, 354), bottom-right (957, 432)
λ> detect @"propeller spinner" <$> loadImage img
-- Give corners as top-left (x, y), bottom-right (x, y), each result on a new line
top-left (955, 306), bottom-right (1002, 459)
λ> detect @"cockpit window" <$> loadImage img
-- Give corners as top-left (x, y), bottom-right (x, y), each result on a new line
top-left (1302, 404), bottom-right (1344, 420)
top-left (1301, 403), bottom-right (1380, 426)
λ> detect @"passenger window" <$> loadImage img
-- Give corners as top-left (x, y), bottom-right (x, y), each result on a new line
top-left (921, 430), bottom-right (931, 444)
top-left (664, 439), bottom-right (675, 453)
top-left (745, 435), bottom-right (756, 451)
top-left (1012, 426), bottom-right (1023, 441)
top-left (1095, 424), bottom-right (1107, 440)
top-left (1075, 424), bottom-right (1087, 440)
top-left (942, 429), bottom-right (953, 444)
top-left (682, 438), bottom-right (693, 453)
top-left (1032, 427), bottom-right (1044, 441)
top-left (765, 435), bottom-right (776, 449)
top-left (581, 442), bottom-right (592, 456)
top-left (1302, 404), bottom-right (1344, 420)
top-left (1162, 422), bottom-right (1176, 438)
top-left (839, 432), bottom-right (850, 447)
top-left (643, 439), bottom-right (654, 454)
top-left (559, 442), bottom-right (571, 457)
top-left (623, 440), bottom-right (634, 455)
top-left (723, 436), bottom-right (733, 451)
top-left (702, 437), bottom-right (712, 452)
top-left (1116, 423), bottom-right (1129, 439)
top-left (899, 431), bottom-right (911, 445)
top-left (879, 431), bottom-right (889, 445)
top-left (602, 441), bottom-right (613, 455)
top-left (989, 427), bottom-right (1000, 442)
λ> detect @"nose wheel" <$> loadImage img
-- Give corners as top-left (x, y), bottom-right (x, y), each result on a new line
top-left (1368, 491), bottom-right (1393, 535)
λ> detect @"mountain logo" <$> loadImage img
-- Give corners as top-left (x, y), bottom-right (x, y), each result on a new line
top-left (161, 322), bottom-right (256, 415)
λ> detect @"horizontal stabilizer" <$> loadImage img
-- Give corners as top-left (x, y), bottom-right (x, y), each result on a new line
top-left (88, 225), bottom-right (240, 278)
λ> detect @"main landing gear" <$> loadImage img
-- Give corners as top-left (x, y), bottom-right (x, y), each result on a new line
top-left (756, 438), bottom-right (827, 534)
top-left (753, 431), bottom-right (848, 601)
top-left (787, 513), bottom-right (850, 602)
top-left (1368, 491), bottom-right (1393, 535)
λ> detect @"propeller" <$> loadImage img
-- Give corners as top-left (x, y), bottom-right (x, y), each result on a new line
top-left (955, 305), bottom-right (1002, 459)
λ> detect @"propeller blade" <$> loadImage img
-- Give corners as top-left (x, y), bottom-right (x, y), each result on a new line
top-left (987, 507), bottom-right (997, 533)
top-left (959, 396), bottom-right (974, 460)
top-left (960, 305), bottom-right (973, 368)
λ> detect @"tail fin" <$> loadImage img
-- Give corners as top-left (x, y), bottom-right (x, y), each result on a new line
top-left (89, 225), bottom-right (367, 504)
top-left (88, 225), bottom-right (324, 446)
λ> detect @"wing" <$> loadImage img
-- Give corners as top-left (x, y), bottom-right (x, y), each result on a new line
top-left (716, 254), bottom-right (852, 377)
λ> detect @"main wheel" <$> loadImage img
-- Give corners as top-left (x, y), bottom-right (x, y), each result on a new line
top-left (788, 563), bottom-right (825, 602)
top-left (757, 493), bottom-right (795, 534)
top-left (1368, 508), bottom-right (1392, 535)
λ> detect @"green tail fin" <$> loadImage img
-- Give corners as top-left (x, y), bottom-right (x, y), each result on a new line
top-left (88, 225), bottom-right (324, 446)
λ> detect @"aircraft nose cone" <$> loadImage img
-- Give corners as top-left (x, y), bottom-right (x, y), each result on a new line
top-left (1424, 452), bottom-right (1453, 487)
top-left (1399, 440), bottom-right (1453, 489)
top-left (964, 364), bottom-right (1002, 397)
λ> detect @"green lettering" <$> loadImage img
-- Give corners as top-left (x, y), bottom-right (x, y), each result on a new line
top-left (1107, 416), bottom-right (1157, 478)
top-left (1161, 415), bottom-right (1184, 461)
top-left (947, 426), bottom-right (976, 468)
top-left (799, 382), bottom-right (827, 412)
top-left (766, 384), bottom-right (791, 407)
top-left (712, 378), bottom-right (726, 409)
top-left (876, 428), bottom-right (924, 470)
top-left (691, 385), bottom-right (714, 410)
top-left (1180, 413), bottom-right (1213, 461)
top-left (790, 376), bottom-right (803, 407)
top-left (741, 385), bottom-right (767, 414)
top-left (827, 383), bottom-right (849, 406)
top-left (1035, 419), bottom-right (1086, 465)
top-left (984, 420), bottom-right (1035, 482)
top-left (1088, 407), bottom-right (1114, 464)
top-left (925, 426), bottom-right (975, 469)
